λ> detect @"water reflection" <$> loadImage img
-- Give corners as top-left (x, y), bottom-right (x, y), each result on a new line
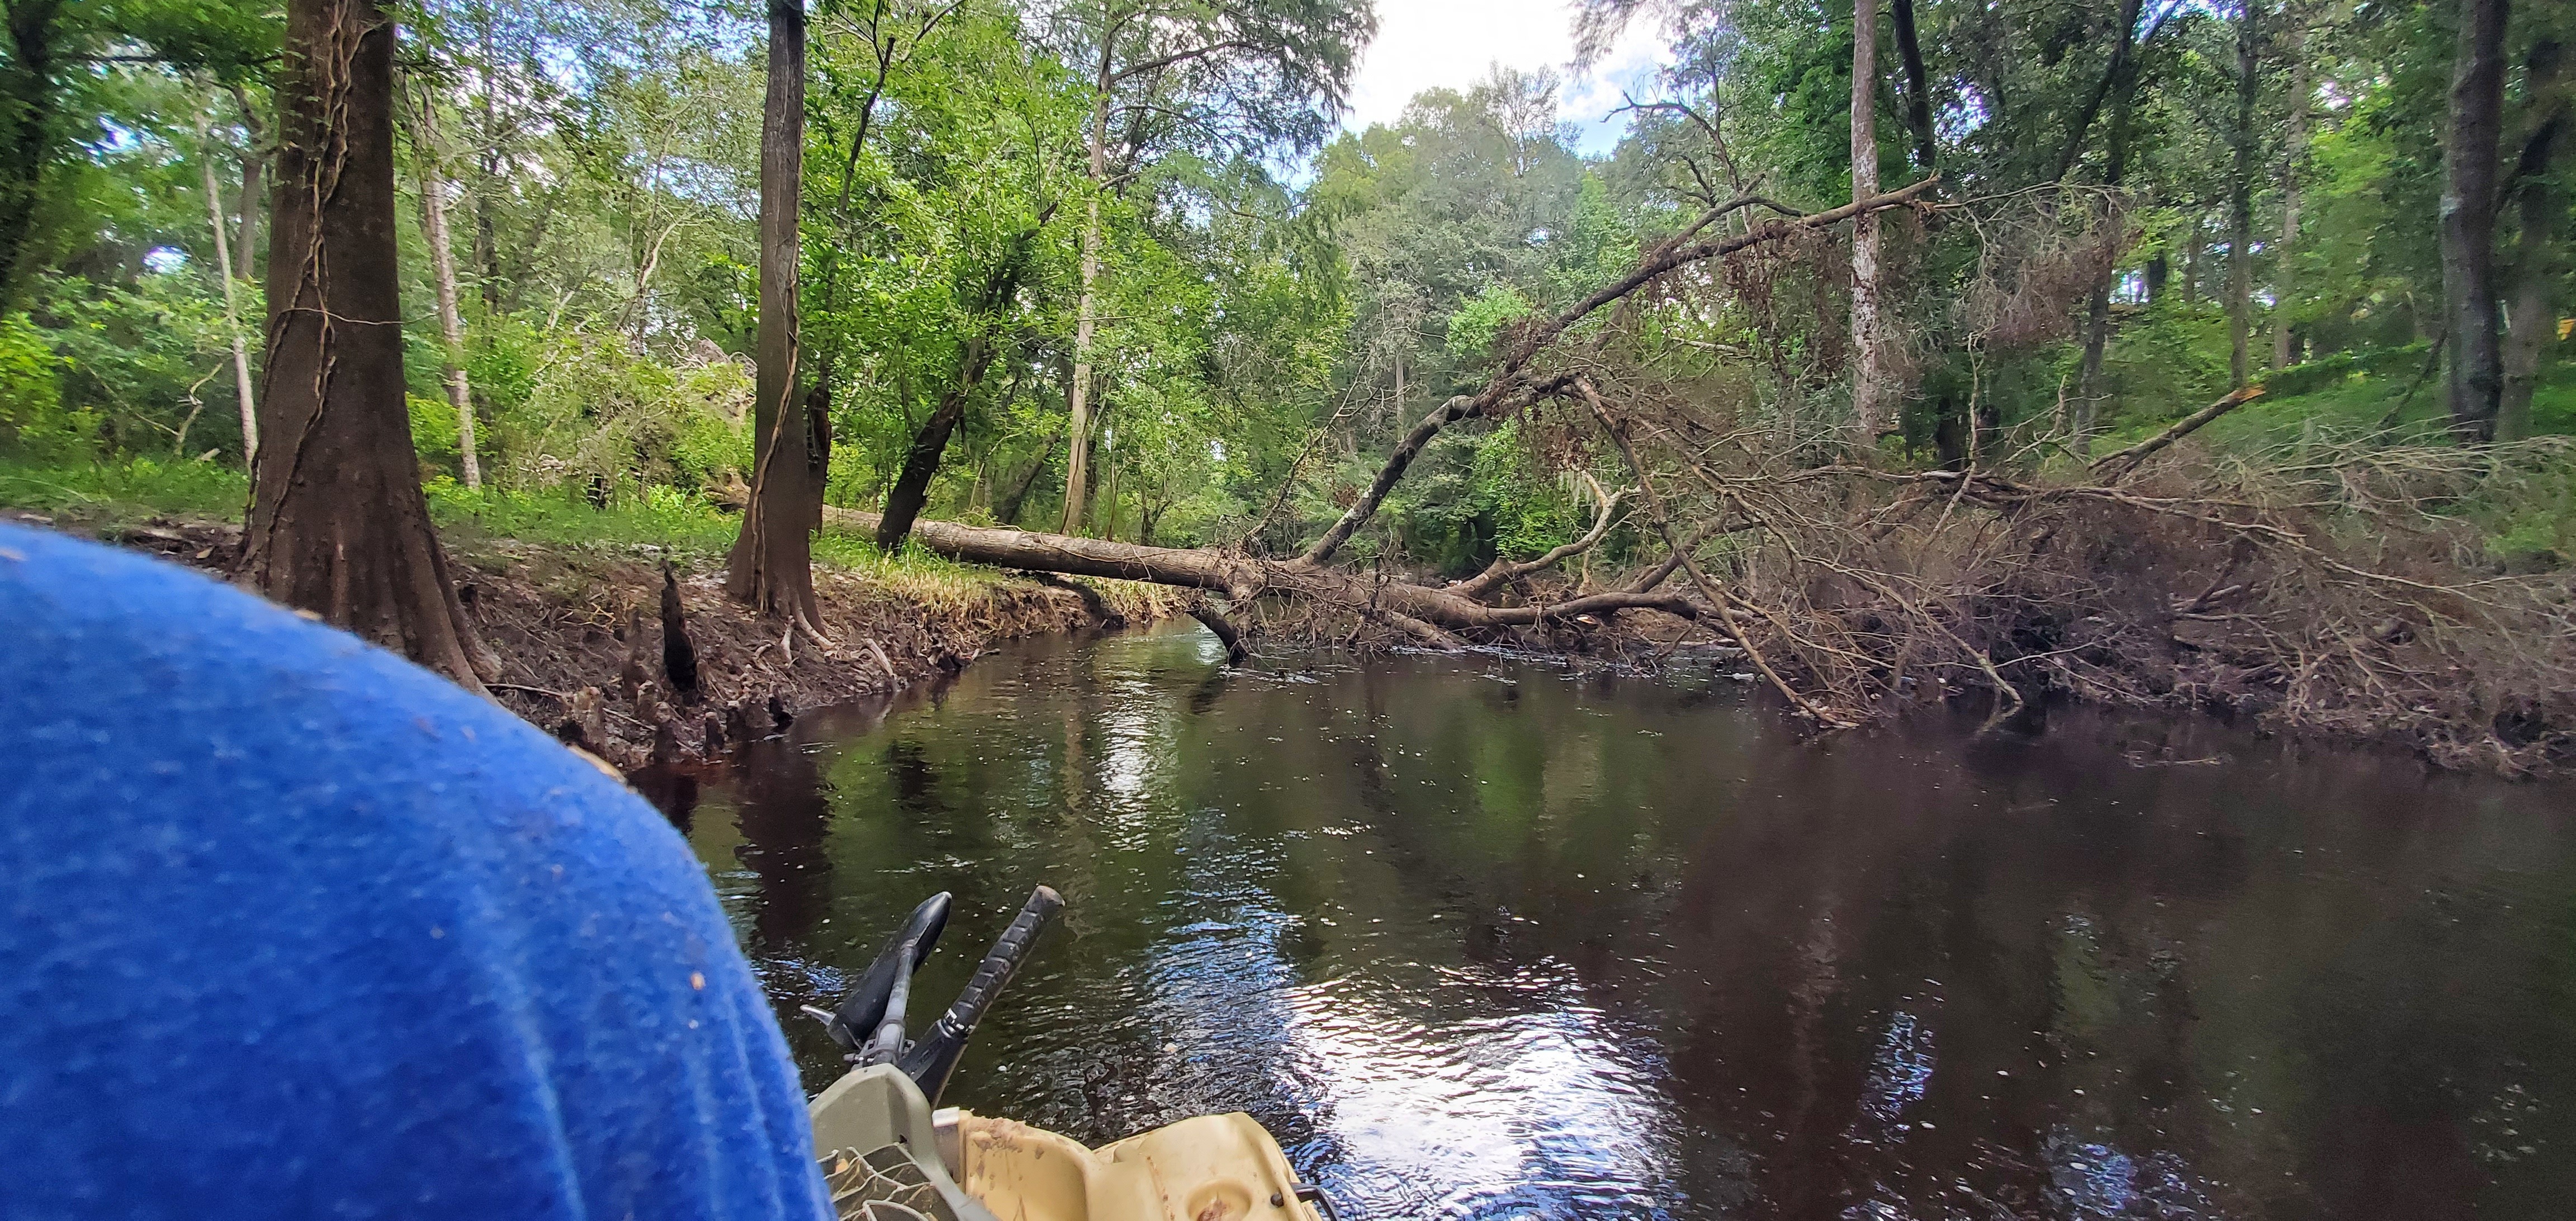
top-left (683, 623), bottom-right (2576, 1220)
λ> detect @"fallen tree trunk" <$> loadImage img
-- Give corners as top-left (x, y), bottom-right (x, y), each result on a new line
top-left (823, 506), bottom-right (1700, 640)
top-left (801, 179), bottom-right (1945, 712)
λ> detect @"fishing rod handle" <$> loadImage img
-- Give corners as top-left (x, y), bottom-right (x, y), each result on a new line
top-left (943, 885), bottom-right (1062, 1035)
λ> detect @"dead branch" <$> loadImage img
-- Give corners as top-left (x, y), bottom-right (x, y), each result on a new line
top-left (1188, 601), bottom-right (1248, 664)
top-left (1573, 376), bottom-right (1858, 727)
top-left (1448, 474), bottom-right (1630, 599)
top-left (1300, 175), bottom-right (1942, 566)
top-left (2090, 384), bottom-right (2266, 480)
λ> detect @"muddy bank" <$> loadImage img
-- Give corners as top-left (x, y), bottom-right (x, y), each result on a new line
top-left (7, 509), bottom-right (1176, 770)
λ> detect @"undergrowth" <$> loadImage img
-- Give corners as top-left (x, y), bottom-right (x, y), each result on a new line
top-left (2086, 358), bottom-right (2576, 571)
top-left (0, 457), bottom-right (1092, 606)
top-left (0, 453), bottom-right (249, 524)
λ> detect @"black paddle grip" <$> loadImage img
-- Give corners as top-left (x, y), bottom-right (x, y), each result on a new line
top-left (947, 885), bottom-right (1061, 1033)
top-left (897, 884), bottom-right (1062, 1103)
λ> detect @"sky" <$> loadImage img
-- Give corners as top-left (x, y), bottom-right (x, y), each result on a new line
top-left (1340, 0), bottom-right (1675, 155)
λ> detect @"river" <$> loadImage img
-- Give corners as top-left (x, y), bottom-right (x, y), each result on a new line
top-left (647, 622), bottom-right (2574, 1220)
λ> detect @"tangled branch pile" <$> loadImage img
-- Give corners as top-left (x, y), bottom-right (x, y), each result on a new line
top-left (1545, 375), bottom-right (2576, 773)
top-left (866, 180), bottom-right (2575, 777)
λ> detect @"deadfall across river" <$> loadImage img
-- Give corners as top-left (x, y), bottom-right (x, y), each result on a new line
top-left (826, 176), bottom-right (2575, 778)
top-left (651, 623), bottom-right (2576, 1220)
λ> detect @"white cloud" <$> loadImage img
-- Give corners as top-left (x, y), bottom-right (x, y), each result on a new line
top-left (1341, 0), bottom-right (1673, 154)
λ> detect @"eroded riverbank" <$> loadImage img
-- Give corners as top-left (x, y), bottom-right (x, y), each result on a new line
top-left (6, 507), bottom-right (1174, 768)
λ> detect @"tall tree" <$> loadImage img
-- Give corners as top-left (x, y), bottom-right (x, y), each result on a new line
top-left (245, 0), bottom-right (495, 689)
top-left (2073, 0), bottom-right (2151, 441)
top-left (197, 125), bottom-right (258, 465)
top-left (1849, 0), bottom-right (1886, 440)
top-left (874, 221), bottom-right (1052, 551)
top-left (1042, 0), bottom-right (1372, 534)
top-left (1889, 0), bottom-right (1934, 174)
top-left (2498, 34), bottom-right (2565, 439)
top-left (0, 0), bottom-right (69, 307)
top-left (724, 0), bottom-right (825, 634)
top-left (230, 84), bottom-right (266, 273)
top-left (408, 78), bottom-right (481, 488)
top-left (2271, 9), bottom-right (2311, 370)
top-left (2228, 0), bottom-right (2260, 389)
top-left (2441, 0), bottom-right (2509, 438)
top-left (0, 0), bottom-right (272, 306)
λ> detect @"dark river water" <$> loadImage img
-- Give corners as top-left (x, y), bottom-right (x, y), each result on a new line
top-left (647, 623), bottom-right (2575, 1220)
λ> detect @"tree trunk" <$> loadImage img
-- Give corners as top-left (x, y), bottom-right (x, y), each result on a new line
top-left (2498, 37), bottom-right (2563, 440)
top-left (409, 82), bottom-right (480, 489)
top-left (2498, 179), bottom-right (2558, 439)
top-left (472, 10), bottom-right (501, 318)
top-left (833, 507), bottom-right (1696, 636)
top-left (1849, 0), bottom-right (1886, 441)
top-left (247, 0), bottom-right (494, 691)
top-left (231, 85), bottom-right (266, 275)
top-left (878, 350), bottom-right (984, 552)
top-left (0, 0), bottom-right (64, 307)
top-left (2441, 0), bottom-right (2509, 439)
top-left (1891, 0), bottom-right (1935, 172)
top-left (724, 0), bottom-right (822, 631)
top-left (1062, 67), bottom-right (1111, 534)
top-left (2272, 21), bottom-right (2310, 370)
top-left (2184, 220), bottom-right (2203, 304)
top-left (199, 134), bottom-right (258, 466)
top-left (2228, 0), bottom-right (2259, 390)
top-left (2074, 0), bottom-right (2146, 443)
top-left (1101, 437), bottom-right (1117, 541)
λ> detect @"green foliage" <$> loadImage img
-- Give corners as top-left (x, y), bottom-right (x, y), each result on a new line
top-left (0, 311), bottom-right (86, 461)
top-left (1475, 421), bottom-right (1583, 561)
top-left (495, 334), bottom-right (753, 496)
top-left (8, 0), bottom-right (2569, 606)
top-left (0, 452), bottom-right (245, 522)
top-left (1445, 284), bottom-right (1535, 365)
top-left (36, 272), bottom-right (242, 460)
top-left (409, 394), bottom-right (462, 471)
top-left (428, 482), bottom-right (742, 555)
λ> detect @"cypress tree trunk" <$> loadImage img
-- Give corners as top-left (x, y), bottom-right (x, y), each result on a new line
top-left (2439, 0), bottom-right (2509, 439)
top-left (1891, 0), bottom-right (1935, 173)
top-left (725, 0), bottom-right (823, 631)
top-left (472, 9), bottom-right (501, 318)
top-left (2498, 177), bottom-right (2558, 440)
top-left (246, 0), bottom-right (495, 690)
top-left (231, 85), bottom-right (266, 276)
top-left (2184, 220), bottom-right (2203, 304)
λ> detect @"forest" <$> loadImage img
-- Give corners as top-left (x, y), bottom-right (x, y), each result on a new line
top-left (0, 0), bottom-right (2570, 772)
